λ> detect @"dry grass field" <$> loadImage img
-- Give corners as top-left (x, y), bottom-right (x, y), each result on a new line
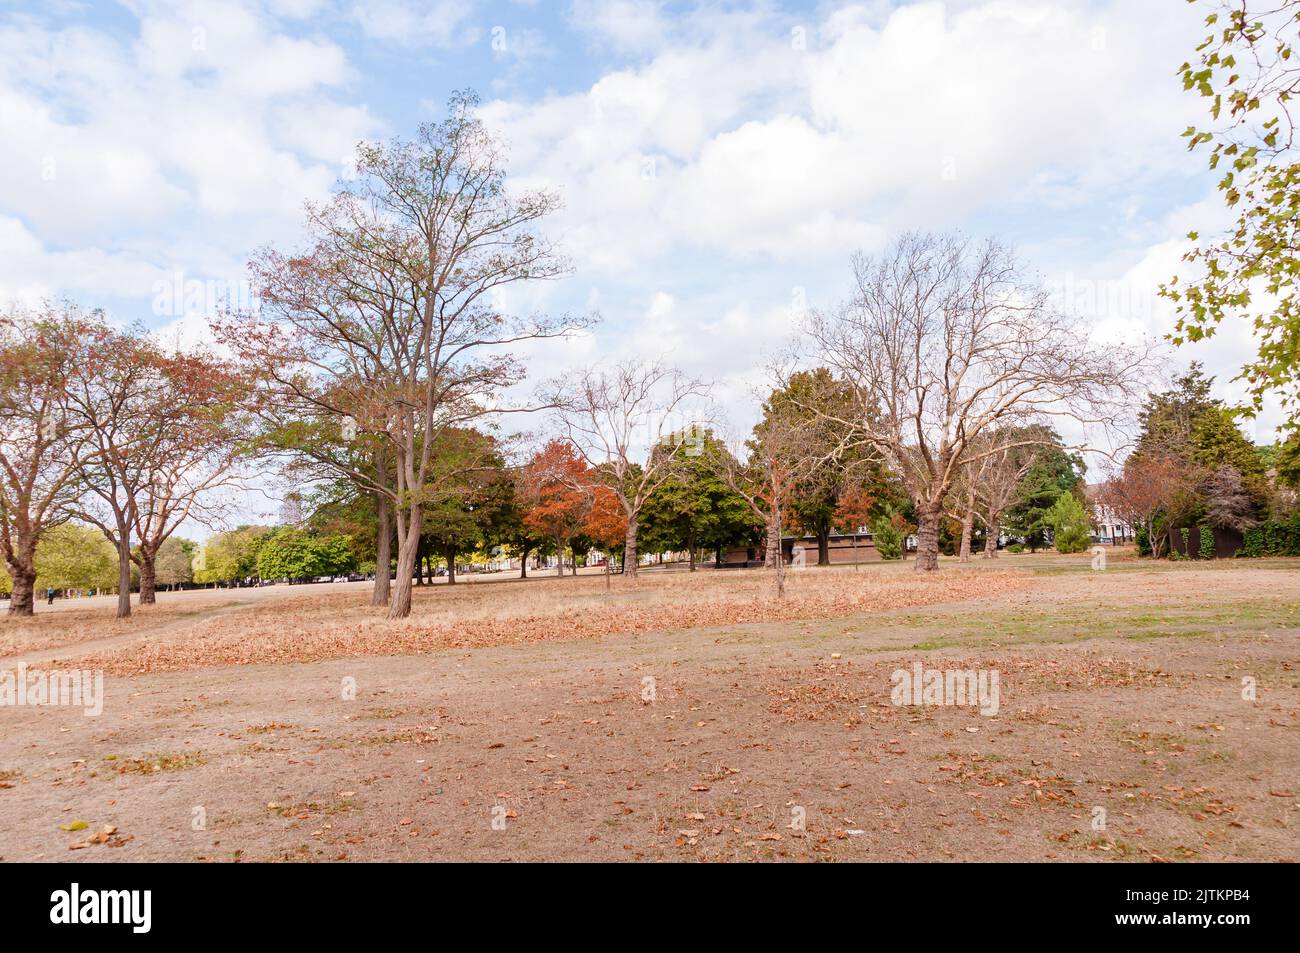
top-left (1, 553), bottom-right (1297, 862)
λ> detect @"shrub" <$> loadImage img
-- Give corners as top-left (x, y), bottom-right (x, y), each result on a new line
top-left (1197, 523), bottom-right (1215, 560)
top-left (1007, 543), bottom-right (1025, 554)
top-left (1240, 514), bottom-right (1300, 557)
top-left (1046, 491), bottom-right (1090, 554)
top-left (871, 515), bottom-right (904, 560)
top-left (256, 529), bottom-right (357, 582)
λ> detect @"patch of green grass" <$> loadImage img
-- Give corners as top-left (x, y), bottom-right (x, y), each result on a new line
top-left (1018, 557), bottom-right (1300, 576)
top-left (877, 599), bottom-right (1298, 653)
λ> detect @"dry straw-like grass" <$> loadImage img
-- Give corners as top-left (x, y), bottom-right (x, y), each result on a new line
top-left (65, 566), bottom-right (1030, 674)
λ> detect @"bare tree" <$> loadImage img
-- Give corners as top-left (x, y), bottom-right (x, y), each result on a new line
top-left (0, 304), bottom-right (89, 616)
top-left (807, 232), bottom-right (1146, 571)
top-left (544, 359), bottom-right (709, 578)
top-left (971, 428), bottom-right (1049, 558)
top-left (230, 91), bottom-right (579, 619)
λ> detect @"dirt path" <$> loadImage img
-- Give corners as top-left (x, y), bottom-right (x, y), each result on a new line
top-left (1, 563), bottom-right (1295, 862)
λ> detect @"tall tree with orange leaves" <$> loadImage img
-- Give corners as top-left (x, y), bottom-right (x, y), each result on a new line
top-left (521, 441), bottom-right (595, 577)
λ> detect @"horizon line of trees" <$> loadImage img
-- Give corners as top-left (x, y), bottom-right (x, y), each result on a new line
top-left (6, 90), bottom-right (1299, 619)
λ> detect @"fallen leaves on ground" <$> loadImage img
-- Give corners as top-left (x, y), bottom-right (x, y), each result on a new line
top-left (66, 569), bottom-right (1031, 675)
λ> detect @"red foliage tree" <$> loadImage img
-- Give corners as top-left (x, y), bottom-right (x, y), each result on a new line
top-left (0, 304), bottom-right (91, 615)
top-left (582, 485), bottom-right (629, 586)
top-left (521, 441), bottom-right (595, 577)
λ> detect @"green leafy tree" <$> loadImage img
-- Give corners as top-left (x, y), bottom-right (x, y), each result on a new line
top-left (488, 484), bottom-right (550, 579)
top-left (307, 485), bottom-right (383, 575)
top-left (1163, 1), bottom-right (1300, 432)
top-left (31, 523), bottom-right (117, 592)
top-left (751, 369), bottom-right (885, 565)
top-left (421, 429), bottom-right (512, 584)
top-left (639, 431), bottom-right (755, 570)
top-left (256, 529), bottom-right (320, 582)
top-left (194, 525), bottom-right (271, 584)
top-left (1046, 491), bottom-right (1091, 554)
top-left (153, 537), bottom-right (196, 589)
top-left (1005, 439), bottom-right (1086, 551)
top-left (256, 528), bottom-right (356, 582)
top-left (1132, 365), bottom-right (1271, 529)
top-left (1133, 364), bottom-right (1219, 461)
top-left (870, 511), bottom-right (906, 560)
top-left (1275, 434), bottom-right (1300, 488)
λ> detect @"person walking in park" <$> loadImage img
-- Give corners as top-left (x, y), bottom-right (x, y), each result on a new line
top-left (46, 586), bottom-right (55, 606)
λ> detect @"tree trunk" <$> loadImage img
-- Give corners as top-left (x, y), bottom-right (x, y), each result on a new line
top-left (817, 527), bottom-right (830, 566)
top-left (115, 528), bottom-right (132, 618)
top-left (958, 509), bottom-right (974, 563)
top-left (372, 495), bottom-right (391, 606)
top-left (764, 514), bottom-right (781, 568)
top-left (771, 511), bottom-right (787, 598)
top-left (623, 516), bottom-right (639, 579)
top-left (688, 529), bottom-right (696, 572)
top-left (1147, 518), bottom-right (1164, 559)
top-left (445, 547), bottom-right (457, 585)
top-left (7, 562), bottom-right (35, 616)
top-left (387, 511), bottom-right (420, 619)
top-left (984, 518), bottom-right (1000, 558)
top-left (914, 504), bottom-right (941, 572)
top-left (138, 547), bottom-right (158, 604)
top-left (519, 543), bottom-right (530, 579)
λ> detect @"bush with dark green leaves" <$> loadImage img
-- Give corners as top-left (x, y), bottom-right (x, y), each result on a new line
top-left (1240, 515), bottom-right (1300, 557)
top-left (1198, 523), bottom-right (1215, 560)
top-left (256, 529), bottom-right (357, 582)
top-left (1046, 491), bottom-right (1090, 554)
top-left (871, 515), bottom-right (904, 560)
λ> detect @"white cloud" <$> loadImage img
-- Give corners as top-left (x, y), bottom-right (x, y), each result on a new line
top-left (569, 0), bottom-right (670, 54)
top-left (2, 0), bottom-right (1264, 449)
top-left (352, 0), bottom-right (478, 47)
top-left (0, 0), bottom-right (384, 307)
top-left (485, 0), bottom-right (1207, 281)
top-left (0, 215), bottom-right (170, 305)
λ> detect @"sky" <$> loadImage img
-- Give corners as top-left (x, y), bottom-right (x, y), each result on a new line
top-left (0, 0), bottom-right (1285, 518)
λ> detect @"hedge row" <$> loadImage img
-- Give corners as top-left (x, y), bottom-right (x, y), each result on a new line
top-left (1240, 515), bottom-right (1300, 557)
